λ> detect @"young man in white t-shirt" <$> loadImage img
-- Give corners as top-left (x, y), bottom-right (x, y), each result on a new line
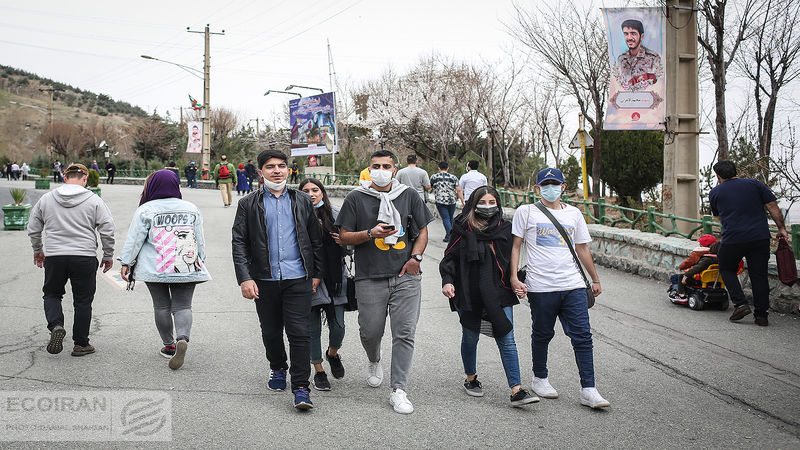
top-left (509, 168), bottom-right (610, 409)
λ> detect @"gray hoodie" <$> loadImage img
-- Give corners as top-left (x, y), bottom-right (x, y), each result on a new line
top-left (27, 184), bottom-right (115, 260)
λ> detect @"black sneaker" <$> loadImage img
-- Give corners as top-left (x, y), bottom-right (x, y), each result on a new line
top-left (754, 316), bottom-right (769, 326)
top-left (326, 350), bottom-right (345, 379)
top-left (293, 388), bottom-right (313, 410)
top-left (729, 304), bottom-right (752, 321)
top-left (313, 371), bottom-right (331, 391)
top-left (510, 388), bottom-right (540, 407)
top-left (160, 344), bottom-right (176, 358)
top-left (47, 325), bottom-right (66, 354)
top-left (464, 378), bottom-right (484, 397)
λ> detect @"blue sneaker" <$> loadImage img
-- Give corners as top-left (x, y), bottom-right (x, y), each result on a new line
top-left (293, 388), bottom-right (313, 410)
top-left (268, 369), bottom-right (287, 391)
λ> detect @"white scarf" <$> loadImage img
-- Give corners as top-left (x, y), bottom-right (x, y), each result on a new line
top-left (356, 180), bottom-right (409, 245)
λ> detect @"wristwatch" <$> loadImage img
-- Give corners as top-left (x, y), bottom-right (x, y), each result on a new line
top-left (412, 254), bottom-right (423, 262)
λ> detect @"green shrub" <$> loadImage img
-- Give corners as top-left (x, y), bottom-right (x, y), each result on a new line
top-left (87, 169), bottom-right (100, 187)
top-left (10, 188), bottom-right (27, 205)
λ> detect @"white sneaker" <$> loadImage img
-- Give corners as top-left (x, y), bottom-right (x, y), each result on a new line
top-left (389, 388), bottom-right (414, 414)
top-left (366, 361), bottom-right (383, 387)
top-left (580, 387), bottom-right (610, 408)
top-left (531, 376), bottom-right (559, 399)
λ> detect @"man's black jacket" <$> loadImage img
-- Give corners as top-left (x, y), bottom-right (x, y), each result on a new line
top-left (231, 187), bottom-right (324, 285)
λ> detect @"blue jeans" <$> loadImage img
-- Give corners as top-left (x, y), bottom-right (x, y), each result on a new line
top-left (458, 306), bottom-right (521, 388)
top-left (669, 273), bottom-right (681, 291)
top-left (309, 304), bottom-right (346, 364)
top-left (436, 203), bottom-right (456, 238)
top-left (528, 289), bottom-right (595, 388)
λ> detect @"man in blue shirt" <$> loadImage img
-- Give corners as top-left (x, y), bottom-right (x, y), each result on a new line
top-left (232, 149), bottom-right (324, 410)
top-left (709, 160), bottom-right (787, 326)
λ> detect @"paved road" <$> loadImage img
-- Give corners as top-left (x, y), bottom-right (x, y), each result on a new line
top-left (0, 179), bottom-right (798, 448)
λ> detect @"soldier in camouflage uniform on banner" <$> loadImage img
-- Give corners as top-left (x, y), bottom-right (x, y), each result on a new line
top-left (616, 18), bottom-right (661, 88)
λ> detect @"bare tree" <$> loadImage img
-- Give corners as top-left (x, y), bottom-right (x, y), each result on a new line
top-left (531, 82), bottom-right (569, 167)
top-left (738, 0), bottom-right (800, 180)
top-left (187, 108), bottom-right (240, 159)
top-left (511, 0), bottom-right (609, 205)
top-left (698, 0), bottom-right (759, 160)
top-left (771, 119), bottom-right (800, 205)
top-left (40, 122), bottom-right (80, 159)
top-left (132, 117), bottom-right (173, 169)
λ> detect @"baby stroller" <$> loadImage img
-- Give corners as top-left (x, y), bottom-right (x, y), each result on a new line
top-left (670, 264), bottom-right (738, 311)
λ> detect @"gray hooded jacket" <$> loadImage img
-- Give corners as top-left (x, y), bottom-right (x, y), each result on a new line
top-left (27, 184), bottom-right (115, 260)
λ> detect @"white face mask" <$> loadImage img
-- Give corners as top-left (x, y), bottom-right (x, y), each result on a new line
top-left (539, 184), bottom-right (563, 202)
top-left (370, 169), bottom-right (393, 187)
top-left (264, 178), bottom-right (287, 192)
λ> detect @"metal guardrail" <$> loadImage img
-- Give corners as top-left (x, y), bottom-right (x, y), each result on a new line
top-left (298, 172), bottom-right (360, 186)
top-left (496, 189), bottom-right (799, 259)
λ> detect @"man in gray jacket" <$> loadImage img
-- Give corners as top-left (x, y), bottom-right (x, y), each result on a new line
top-left (27, 163), bottom-right (115, 357)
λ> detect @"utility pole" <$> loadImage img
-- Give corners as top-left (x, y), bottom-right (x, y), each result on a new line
top-left (327, 39), bottom-right (338, 174)
top-left (249, 118), bottom-right (260, 136)
top-left (38, 87), bottom-right (63, 126)
top-left (188, 24), bottom-right (224, 177)
top-left (663, 0), bottom-right (700, 231)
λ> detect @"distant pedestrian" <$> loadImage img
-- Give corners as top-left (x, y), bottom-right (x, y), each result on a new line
top-left (395, 154), bottom-right (430, 202)
top-left (290, 160), bottom-right (300, 183)
top-left (27, 163), bottom-right (115, 357)
top-left (213, 155), bottom-right (236, 207)
top-left (119, 170), bottom-right (211, 370)
top-left (336, 149), bottom-right (434, 414)
top-left (21, 162), bottom-right (30, 180)
top-left (300, 178), bottom-right (349, 391)
top-left (709, 160), bottom-right (788, 326)
top-left (440, 186), bottom-right (539, 408)
top-left (510, 168), bottom-right (610, 409)
top-left (105, 161), bottom-right (116, 184)
top-left (53, 161), bottom-right (63, 183)
top-left (11, 162), bottom-right (20, 180)
top-left (165, 161), bottom-right (180, 179)
top-left (184, 161), bottom-right (198, 188)
top-left (232, 149), bottom-right (324, 410)
top-left (430, 161), bottom-right (464, 242)
top-left (236, 163), bottom-right (249, 195)
top-left (459, 160), bottom-right (488, 201)
top-left (245, 159), bottom-right (257, 190)
top-left (91, 160), bottom-right (100, 173)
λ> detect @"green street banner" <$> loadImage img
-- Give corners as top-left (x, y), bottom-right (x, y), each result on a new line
top-left (603, 7), bottom-right (665, 130)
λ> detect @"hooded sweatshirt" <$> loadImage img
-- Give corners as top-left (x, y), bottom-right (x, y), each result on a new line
top-left (27, 184), bottom-right (115, 260)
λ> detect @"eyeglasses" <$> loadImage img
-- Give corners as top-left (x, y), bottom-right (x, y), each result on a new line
top-left (370, 164), bottom-right (394, 170)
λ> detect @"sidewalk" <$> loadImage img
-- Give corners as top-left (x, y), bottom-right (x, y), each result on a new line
top-left (0, 180), bottom-right (798, 447)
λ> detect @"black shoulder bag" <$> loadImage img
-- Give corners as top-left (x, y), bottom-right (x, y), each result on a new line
top-left (534, 202), bottom-right (595, 308)
top-left (344, 254), bottom-right (358, 311)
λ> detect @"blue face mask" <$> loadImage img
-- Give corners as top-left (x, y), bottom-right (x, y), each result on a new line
top-left (539, 184), bottom-right (563, 202)
top-left (314, 200), bottom-right (325, 209)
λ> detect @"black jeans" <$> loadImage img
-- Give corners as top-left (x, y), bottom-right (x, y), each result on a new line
top-left (43, 256), bottom-right (99, 346)
top-left (718, 239), bottom-right (771, 318)
top-left (253, 278), bottom-right (312, 390)
top-left (106, 173), bottom-right (115, 184)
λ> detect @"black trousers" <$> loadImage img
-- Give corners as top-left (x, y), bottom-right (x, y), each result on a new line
top-left (43, 256), bottom-right (99, 346)
top-left (253, 278), bottom-right (312, 390)
top-left (718, 239), bottom-right (771, 318)
top-left (106, 173), bottom-right (115, 184)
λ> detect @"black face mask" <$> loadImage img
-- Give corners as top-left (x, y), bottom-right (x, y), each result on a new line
top-left (474, 206), bottom-right (498, 219)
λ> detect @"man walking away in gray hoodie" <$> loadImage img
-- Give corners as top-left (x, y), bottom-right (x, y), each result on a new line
top-left (27, 163), bottom-right (115, 357)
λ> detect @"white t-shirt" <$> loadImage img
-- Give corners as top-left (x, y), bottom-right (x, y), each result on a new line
top-left (459, 170), bottom-right (488, 201)
top-left (511, 203), bottom-right (591, 292)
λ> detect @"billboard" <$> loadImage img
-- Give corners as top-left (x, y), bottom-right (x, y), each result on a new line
top-left (289, 92), bottom-right (338, 156)
top-left (602, 7), bottom-right (666, 130)
top-left (186, 121), bottom-right (202, 153)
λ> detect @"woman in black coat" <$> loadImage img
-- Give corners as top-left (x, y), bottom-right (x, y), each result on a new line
top-left (439, 186), bottom-right (538, 408)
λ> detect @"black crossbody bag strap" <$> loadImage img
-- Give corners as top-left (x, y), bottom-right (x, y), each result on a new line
top-left (534, 202), bottom-right (591, 288)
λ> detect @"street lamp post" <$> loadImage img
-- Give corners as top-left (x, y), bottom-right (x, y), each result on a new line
top-left (264, 90), bottom-right (302, 98)
top-left (285, 85), bottom-right (324, 94)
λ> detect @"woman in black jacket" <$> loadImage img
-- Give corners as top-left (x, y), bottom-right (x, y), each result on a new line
top-left (439, 186), bottom-right (538, 407)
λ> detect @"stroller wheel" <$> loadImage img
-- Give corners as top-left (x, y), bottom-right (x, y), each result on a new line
top-left (688, 293), bottom-right (705, 311)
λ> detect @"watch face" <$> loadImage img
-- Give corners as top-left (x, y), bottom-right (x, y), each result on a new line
top-left (413, 255), bottom-right (423, 261)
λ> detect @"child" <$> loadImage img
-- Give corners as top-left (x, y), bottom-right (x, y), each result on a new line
top-left (669, 234), bottom-right (716, 296)
top-left (669, 242), bottom-right (720, 301)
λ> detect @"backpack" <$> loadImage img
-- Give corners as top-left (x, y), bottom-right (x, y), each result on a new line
top-left (218, 164), bottom-right (231, 179)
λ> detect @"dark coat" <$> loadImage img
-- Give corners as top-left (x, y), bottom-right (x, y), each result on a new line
top-left (231, 188), bottom-right (324, 284)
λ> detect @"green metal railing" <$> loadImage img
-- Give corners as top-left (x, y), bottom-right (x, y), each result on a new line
top-left (496, 188), bottom-right (800, 259)
top-left (297, 172), bottom-right (360, 186)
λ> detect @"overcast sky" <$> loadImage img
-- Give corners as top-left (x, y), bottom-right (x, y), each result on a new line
top-left (0, 0), bottom-right (521, 123)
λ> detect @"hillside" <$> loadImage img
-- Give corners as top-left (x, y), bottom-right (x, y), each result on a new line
top-left (0, 65), bottom-right (148, 164)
